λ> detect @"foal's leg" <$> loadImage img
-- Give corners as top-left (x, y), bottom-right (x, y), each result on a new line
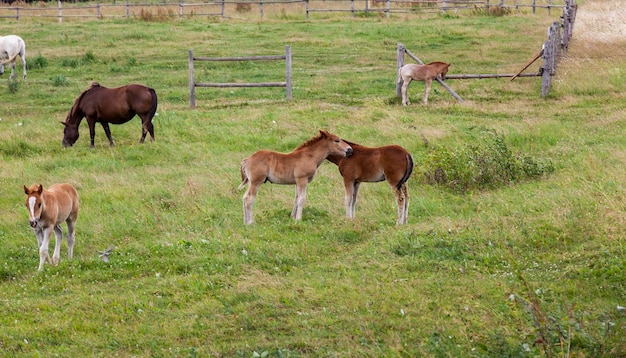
top-left (401, 78), bottom-right (411, 106)
top-left (291, 179), bottom-right (308, 221)
top-left (243, 182), bottom-right (261, 225)
top-left (422, 79), bottom-right (432, 105)
top-left (35, 228), bottom-right (44, 249)
top-left (66, 218), bottom-right (76, 259)
top-left (52, 224), bottom-right (63, 265)
top-left (343, 181), bottom-right (354, 218)
top-left (393, 187), bottom-right (406, 225)
top-left (351, 182), bottom-right (362, 218)
top-left (101, 122), bottom-right (116, 147)
top-left (38, 227), bottom-right (53, 271)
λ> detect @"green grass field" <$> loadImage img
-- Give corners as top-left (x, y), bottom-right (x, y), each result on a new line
top-left (1, 3), bottom-right (625, 356)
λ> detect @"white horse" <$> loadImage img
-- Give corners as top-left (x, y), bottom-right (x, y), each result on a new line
top-left (0, 35), bottom-right (27, 79)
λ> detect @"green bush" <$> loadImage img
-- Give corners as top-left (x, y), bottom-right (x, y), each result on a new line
top-left (7, 78), bottom-right (19, 93)
top-left (420, 127), bottom-right (555, 192)
top-left (50, 74), bottom-right (69, 86)
top-left (29, 53), bottom-right (48, 70)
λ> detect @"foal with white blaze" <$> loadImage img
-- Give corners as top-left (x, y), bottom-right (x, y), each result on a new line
top-left (24, 184), bottom-right (79, 271)
top-left (0, 35), bottom-right (27, 79)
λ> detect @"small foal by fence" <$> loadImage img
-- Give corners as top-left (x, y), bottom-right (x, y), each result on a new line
top-left (327, 140), bottom-right (413, 225)
top-left (398, 61), bottom-right (450, 105)
top-left (238, 130), bottom-right (353, 225)
top-left (24, 183), bottom-right (79, 271)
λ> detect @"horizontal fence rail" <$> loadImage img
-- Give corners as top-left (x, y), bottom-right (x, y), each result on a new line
top-left (0, 0), bottom-right (566, 21)
top-left (188, 46), bottom-right (292, 108)
top-left (394, 0), bottom-right (576, 99)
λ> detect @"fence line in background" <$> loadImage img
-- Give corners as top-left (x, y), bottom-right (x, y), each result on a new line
top-left (395, 0), bottom-right (576, 99)
top-left (188, 46), bottom-right (292, 108)
top-left (0, 0), bottom-right (566, 20)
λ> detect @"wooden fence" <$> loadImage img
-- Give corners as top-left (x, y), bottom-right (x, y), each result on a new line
top-left (0, 0), bottom-right (566, 21)
top-left (188, 46), bottom-right (292, 108)
top-left (396, 0), bottom-right (576, 99)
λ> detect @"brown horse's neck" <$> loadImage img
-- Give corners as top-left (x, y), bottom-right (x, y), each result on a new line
top-left (65, 86), bottom-right (95, 125)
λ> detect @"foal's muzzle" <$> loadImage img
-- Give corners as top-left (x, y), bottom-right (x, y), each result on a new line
top-left (29, 220), bottom-right (37, 228)
top-left (346, 148), bottom-right (354, 157)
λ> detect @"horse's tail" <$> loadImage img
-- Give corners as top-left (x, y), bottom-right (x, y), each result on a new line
top-left (238, 158), bottom-right (249, 190)
top-left (396, 153), bottom-right (414, 190)
top-left (0, 51), bottom-right (19, 65)
top-left (147, 87), bottom-right (158, 120)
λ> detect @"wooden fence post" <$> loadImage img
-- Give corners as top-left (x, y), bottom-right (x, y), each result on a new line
top-left (541, 21), bottom-right (560, 97)
top-left (396, 43), bottom-right (405, 97)
top-left (189, 49), bottom-right (196, 109)
top-left (57, 0), bottom-right (62, 23)
top-left (285, 45), bottom-right (292, 100)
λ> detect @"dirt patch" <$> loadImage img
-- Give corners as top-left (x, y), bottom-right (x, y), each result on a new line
top-left (572, 0), bottom-right (626, 48)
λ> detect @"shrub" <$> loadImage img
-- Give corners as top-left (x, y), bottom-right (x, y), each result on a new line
top-left (51, 74), bottom-right (68, 86)
top-left (30, 53), bottom-right (48, 70)
top-left (420, 127), bottom-right (555, 192)
top-left (236, 2), bottom-right (252, 12)
top-left (471, 5), bottom-right (512, 16)
top-left (7, 78), bottom-right (19, 93)
top-left (82, 51), bottom-right (97, 64)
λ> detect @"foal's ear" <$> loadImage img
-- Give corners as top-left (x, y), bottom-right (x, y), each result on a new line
top-left (59, 121), bottom-right (67, 126)
top-left (37, 185), bottom-right (43, 194)
top-left (319, 130), bottom-right (329, 137)
top-left (23, 185), bottom-right (29, 194)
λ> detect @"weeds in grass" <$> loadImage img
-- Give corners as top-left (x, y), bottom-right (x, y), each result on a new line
top-left (7, 78), bottom-right (19, 93)
top-left (137, 7), bottom-right (174, 22)
top-left (61, 57), bottom-right (80, 68)
top-left (82, 51), bottom-right (97, 64)
top-left (471, 5), bottom-right (512, 16)
top-left (236, 3), bottom-right (252, 12)
top-left (51, 74), bottom-right (69, 86)
top-left (29, 53), bottom-right (48, 70)
top-left (420, 127), bottom-right (555, 192)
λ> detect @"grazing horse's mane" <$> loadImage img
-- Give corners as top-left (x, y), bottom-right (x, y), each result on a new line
top-left (66, 82), bottom-right (102, 123)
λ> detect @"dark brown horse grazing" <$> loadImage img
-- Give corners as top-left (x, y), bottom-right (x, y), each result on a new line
top-left (327, 140), bottom-right (413, 225)
top-left (398, 61), bottom-right (450, 106)
top-left (62, 82), bottom-right (158, 148)
top-left (238, 130), bottom-right (353, 225)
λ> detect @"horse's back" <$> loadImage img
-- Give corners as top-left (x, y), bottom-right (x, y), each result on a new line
top-left (80, 84), bottom-right (155, 119)
top-left (48, 183), bottom-right (79, 218)
top-left (0, 35), bottom-right (25, 57)
top-left (124, 84), bottom-right (157, 113)
top-left (339, 143), bottom-right (412, 185)
top-left (401, 62), bottom-right (448, 80)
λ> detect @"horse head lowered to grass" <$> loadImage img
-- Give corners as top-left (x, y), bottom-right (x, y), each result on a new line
top-left (24, 183), bottom-right (79, 271)
top-left (327, 140), bottom-right (414, 225)
top-left (238, 130), bottom-right (353, 225)
top-left (398, 61), bottom-right (450, 105)
top-left (62, 82), bottom-right (158, 148)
